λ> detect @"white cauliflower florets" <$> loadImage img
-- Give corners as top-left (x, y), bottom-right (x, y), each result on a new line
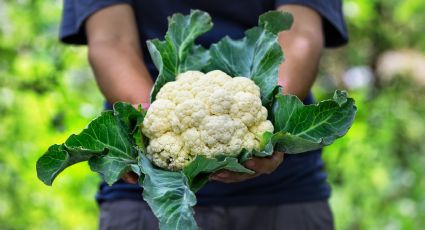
top-left (142, 70), bottom-right (274, 170)
top-left (172, 99), bottom-right (208, 133)
top-left (141, 99), bottom-right (175, 138)
top-left (207, 89), bottom-right (233, 115)
top-left (230, 92), bottom-right (263, 127)
top-left (250, 120), bottom-right (274, 136)
top-left (147, 132), bottom-right (193, 170)
top-left (224, 76), bottom-right (261, 97)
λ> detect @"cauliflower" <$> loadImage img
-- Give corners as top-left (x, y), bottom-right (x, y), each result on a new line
top-left (142, 70), bottom-right (274, 170)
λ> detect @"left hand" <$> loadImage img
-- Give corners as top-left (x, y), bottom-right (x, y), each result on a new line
top-left (122, 171), bottom-right (139, 184)
top-left (210, 151), bottom-right (284, 183)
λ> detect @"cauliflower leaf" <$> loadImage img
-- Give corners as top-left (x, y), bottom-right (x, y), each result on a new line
top-left (148, 10), bottom-right (293, 108)
top-left (137, 154), bottom-right (198, 230)
top-left (36, 102), bottom-right (143, 185)
top-left (184, 155), bottom-right (254, 192)
top-left (148, 10), bottom-right (212, 102)
top-left (272, 90), bottom-right (357, 153)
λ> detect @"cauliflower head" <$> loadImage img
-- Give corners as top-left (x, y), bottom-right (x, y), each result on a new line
top-left (142, 70), bottom-right (274, 170)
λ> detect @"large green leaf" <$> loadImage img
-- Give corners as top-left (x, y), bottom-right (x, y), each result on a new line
top-left (184, 155), bottom-right (254, 192)
top-left (148, 10), bottom-right (213, 102)
top-left (272, 90), bottom-right (357, 153)
top-left (138, 154), bottom-right (198, 230)
top-left (36, 102), bottom-right (143, 185)
top-left (36, 144), bottom-right (106, 185)
top-left (138, 152), bottom-right (254, 230)
top-left (207, 11), bottom-right (292, 106)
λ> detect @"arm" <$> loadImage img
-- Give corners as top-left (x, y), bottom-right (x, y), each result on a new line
top-left (277, 5), bottom-right (324, 99)
top-left (85, 4), bottom-right (153, 105)
top-left (211, 5), bottom-right (324, 183)
top-left (86, 4), bottom-right (152, 184)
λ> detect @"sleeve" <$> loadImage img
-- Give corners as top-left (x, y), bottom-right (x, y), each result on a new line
top-left (275, 0), bottom-right (348, 48)
top-left (59, 0), bottom-right (133, 45)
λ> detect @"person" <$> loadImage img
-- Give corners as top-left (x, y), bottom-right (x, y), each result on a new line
top-left (60, 1), bottom-right (348, 229)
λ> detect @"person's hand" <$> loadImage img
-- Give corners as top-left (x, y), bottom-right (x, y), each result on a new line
top-left (122, 171), bottom-right (139, 184)
top-left (210, 151), bottom-right (284, 183)
top-left (123, 152), bottom-right (284, 184)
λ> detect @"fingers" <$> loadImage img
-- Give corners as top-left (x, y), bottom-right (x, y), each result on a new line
top-left (122, 172), bottom-right (139, 184)
top-left (210, 151), bottom-right (285, 183)
top-left (245, 151), bottom-right (284, 174)
top-left (210, 170), bottom-right (259, 183)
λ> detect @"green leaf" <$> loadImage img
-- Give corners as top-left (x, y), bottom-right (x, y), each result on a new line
top-left (36, 102), bottom-right (143, 185)
top-left (207, 11), bottom-right (292, 106)
top-left (113, 102), bottom-right (144, 134)
top-left (253, 131), bottom-right (274, 157)
top-left (148, 10), bottom-right (213, 102)
top-left (180, 45), bottom-right (210, 72)
top-left (272, 131), bottom-right (328, 154)
top-left (272, 90), bottom-right (357, 153)
top-left (259, 11), bottom-right (293, 34)
top-left (36, 144), bottom-right (106, 185)
top-left (138, 154), bottom-right (198, 230)
top-left (184, 155), bottom-right (254, 192)
top-left (239, 132), bottom-right (274, 162)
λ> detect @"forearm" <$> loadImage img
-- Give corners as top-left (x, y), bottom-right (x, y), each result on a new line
top-left (88, 42), bottom-right (153, 104)
top-left (85, 4), bottom-right (152, 105)
top-left (277, 5), bottom-right (324, 100)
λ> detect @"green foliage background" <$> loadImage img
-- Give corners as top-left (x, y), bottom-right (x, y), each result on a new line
top-left (0, 0), bottom-right (424, 229)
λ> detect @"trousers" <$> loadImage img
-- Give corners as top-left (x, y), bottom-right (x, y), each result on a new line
top-left (99, 199), bottom-right (333, 230)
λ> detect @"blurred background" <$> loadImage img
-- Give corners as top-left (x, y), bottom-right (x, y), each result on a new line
top-left (0, 0), bottom-right (424, 229)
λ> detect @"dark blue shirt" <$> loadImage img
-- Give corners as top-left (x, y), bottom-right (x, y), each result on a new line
top-left (60, 0), bottom-right (348, 206)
